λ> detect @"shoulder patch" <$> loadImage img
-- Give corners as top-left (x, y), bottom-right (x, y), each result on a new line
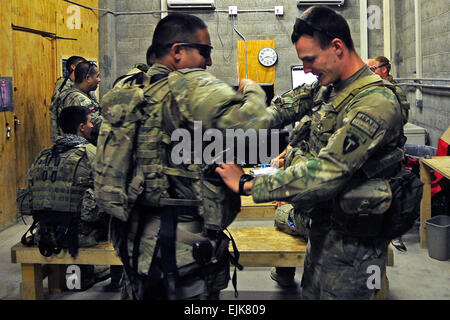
top-left (343, 134), bottom-right (360, 155)
top-left (350, 112), bottom-right (380, 138)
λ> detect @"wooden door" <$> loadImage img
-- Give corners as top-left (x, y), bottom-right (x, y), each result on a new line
top-left (0, 0), bottom-right (18, 229)
top-left (12, 30), bottom-right (54, 188)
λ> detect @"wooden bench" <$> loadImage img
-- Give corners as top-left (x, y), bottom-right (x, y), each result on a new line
top-left (11, 225), bottom-right (392, 300)
top-left (11, 241), bottom-right (121, 300)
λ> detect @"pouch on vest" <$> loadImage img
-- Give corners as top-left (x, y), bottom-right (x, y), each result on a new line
top-left (382, 167), bottom-right (423, 240)
top-left (201, 179), bottom-right (241, 231)
top-left (17, 187), bottom-right (33, 216)
top-left (334, 179), bottom-right (392, 237)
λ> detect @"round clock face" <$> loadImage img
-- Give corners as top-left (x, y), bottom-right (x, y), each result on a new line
top-left (258, 47), bottom-right (278, 67)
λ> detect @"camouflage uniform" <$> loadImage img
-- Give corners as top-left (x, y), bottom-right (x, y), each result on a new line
top-left (59, 87), bottom-right (102, 144)
top-left (107, 63), bottom-right (298, 300)
top-left (30, 134), bottom-right (108, 248)
top-left (24, 134), bottom-right (109, 290)
top-left (252, 66), bottom-right (408, 300)
top-left (51, 77), bottom-right (73, 103)
top-left (50, 77), bottom-right (74, 142)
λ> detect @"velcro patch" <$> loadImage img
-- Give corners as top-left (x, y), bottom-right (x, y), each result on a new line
top-left (350, 112), bottom-right (380, 138)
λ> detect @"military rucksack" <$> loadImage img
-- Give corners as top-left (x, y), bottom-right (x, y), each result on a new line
top-left (94, 69), bottom-right (241, 230)
top-left (17, 143), bottom-right (95, 257)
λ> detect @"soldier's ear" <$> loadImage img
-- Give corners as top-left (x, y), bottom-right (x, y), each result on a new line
top-left (170, 43), bottom-right (183, 62)
top-left (78, 121), bottom-right (85, 135)
top-left (331, 38), bottom-right (345, 56)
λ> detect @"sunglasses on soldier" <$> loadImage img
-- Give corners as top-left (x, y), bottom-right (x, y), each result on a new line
top-left (167, 42), bottom-right (213, 59)
top-left (369, 63), bottom-right (388, 72)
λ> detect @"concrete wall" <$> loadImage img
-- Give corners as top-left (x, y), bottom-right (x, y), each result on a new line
top-left (98, 0), bottom-right (449, 147)
top-left (99, 0), bottom-right (366, 96)
top-left (392, 0), bottom-right (450, 147)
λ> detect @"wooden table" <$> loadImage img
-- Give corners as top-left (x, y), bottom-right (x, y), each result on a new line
top-left (238, 196), bottom-right (275, 218)
top-left (419, 156), bottom-right (450, 248)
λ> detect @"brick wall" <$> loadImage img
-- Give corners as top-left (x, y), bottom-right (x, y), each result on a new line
top-left (99, 0), bottom-right (449, 147)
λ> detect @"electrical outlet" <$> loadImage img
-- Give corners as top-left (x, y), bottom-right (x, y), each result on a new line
top-left (275, 6), bottom-right (284, 16)
top-left (228, 6), bottom-right (237, 16)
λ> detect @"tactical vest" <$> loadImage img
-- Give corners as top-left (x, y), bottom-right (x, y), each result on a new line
top-left (29, 145), bottom-right (93, 212)
top-left (286, 75), bottom-right (416, 238)
top-left (18, 143), bottom-right (95, 257)
top-left (95, 68), bottom-right (240, 231)
top-left (289, 75), bottom-right (409, 168)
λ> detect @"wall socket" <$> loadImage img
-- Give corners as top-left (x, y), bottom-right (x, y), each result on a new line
top-left (275, 6), bottom-right (284, 16)
top-left (228, 6), bottom-right (237, 16)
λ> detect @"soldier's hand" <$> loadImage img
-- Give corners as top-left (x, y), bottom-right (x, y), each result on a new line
top-left (215, 163), bottom-right (244, 194)
top-left (270, 157), bottom-right (285, 168)
top-left (273, 201), bottom-right (287, 209)
top-left (238, 78), bottom-right (257, 93)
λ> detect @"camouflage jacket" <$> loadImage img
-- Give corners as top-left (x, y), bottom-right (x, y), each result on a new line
top-left (60, 86), bottom-right (100, 111)
top-left (31, 134), bottom-right (107, 247)
top-left (252, 66), bottom-right (407, 211)
top-left (60, 86), bottom-right (102, 143)
top-left (50, 77), bottom-right (74, 142)
top-left (51, 77), bottom-right (73, 103)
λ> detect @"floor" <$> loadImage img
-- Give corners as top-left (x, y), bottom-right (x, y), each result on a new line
top-left (1, 217), bottom-right (449, 300)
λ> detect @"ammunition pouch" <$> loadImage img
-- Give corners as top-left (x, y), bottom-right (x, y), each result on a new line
top-left (382, 167), bottom-right (423, 240)
top-left (201, 178), bottom-right (241, 231)
top-left (17, 187), bottom-right (33, 216)
top-left (332, 179), bottom-right (392, 238)
top-left (332, 166), bottom-right (423, 240)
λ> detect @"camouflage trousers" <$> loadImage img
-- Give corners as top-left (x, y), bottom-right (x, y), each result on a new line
top-left (111, 214), bottom-right (230, 300)
top-left (300, 221), bottom-right (388, 300)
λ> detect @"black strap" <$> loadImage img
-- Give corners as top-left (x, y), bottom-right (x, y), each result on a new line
top-left (150, 73), bottom-right (169, 84)
top-left (159, 206), bottom-right (178, 300)
top-left (58, 76), bottom-right (69, 93)
top-left (224, 228), bottom-right (243, 298)
top-left (145, 233), bottom-right (163, 296)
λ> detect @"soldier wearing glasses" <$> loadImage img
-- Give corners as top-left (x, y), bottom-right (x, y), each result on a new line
top-left (367, 56), bottom-right (396, 84)
top-left (60, 61), bottom-right (102, 144)
top-left (103, 13), bottom-right (301, 300)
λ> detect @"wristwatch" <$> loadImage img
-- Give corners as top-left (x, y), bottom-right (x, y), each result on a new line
top-left (239, 174), bottom-right (254, 196)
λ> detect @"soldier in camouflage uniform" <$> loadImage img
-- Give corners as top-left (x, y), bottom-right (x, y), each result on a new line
top-left (101, 13), bottom-right (304, 300)
top-left (50, 56), bottom-right (87, 142)
top-left (58, 61), bottom-right (102, 145)
top-left (23, 106), bottom-right (108, 290)
top-left (367, 56), bottom-right (396, 84)
top-left (216, 6), bottom-right (409, 300)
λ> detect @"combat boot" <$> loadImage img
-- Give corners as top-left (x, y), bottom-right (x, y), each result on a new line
top-left (270, 267), bottom-right (296, 287)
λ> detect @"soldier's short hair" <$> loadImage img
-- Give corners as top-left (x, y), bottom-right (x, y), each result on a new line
top-left (146, 44), bottom-right (156, 66)
top-left (151, 13), bottom-right (208, 59)
top-left (58, 106), bottom-right (90, 134)
top-left (66, 56), bottom-right (86, 74)
top-left (291, 6), bottom-right (354, 51)
top-left (74, 61), bottom-right (98, 84)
